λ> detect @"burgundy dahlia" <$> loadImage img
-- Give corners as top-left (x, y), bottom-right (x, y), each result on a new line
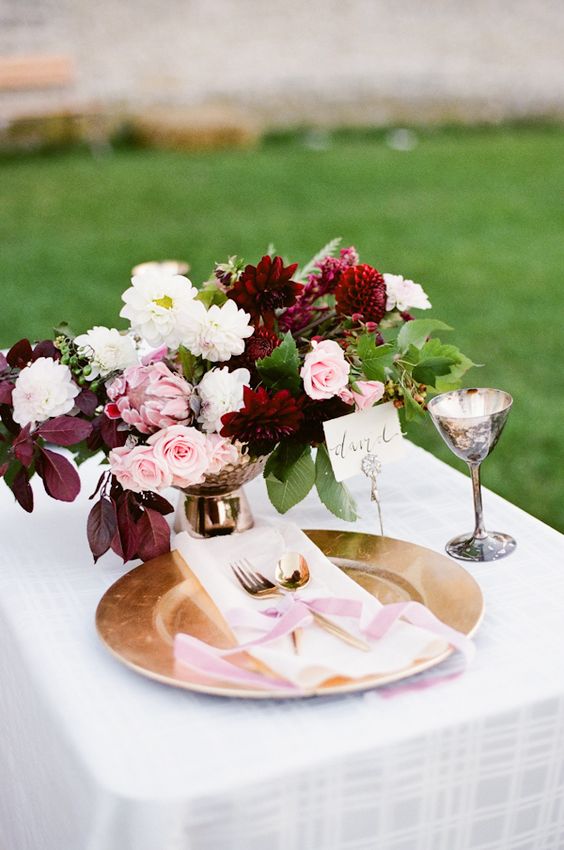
top-left (294, 396), bottom-right (352, 445)
top-left (244, 327), bottom-right (281, 364)
top-left (220, 386), bottom-right (303, 456)
top-left (228, 255), bottom-right (303, 329)
top-left (229, 327), bottom-right (281, 376)
top-left (335, 264), bottom-right (387, 324)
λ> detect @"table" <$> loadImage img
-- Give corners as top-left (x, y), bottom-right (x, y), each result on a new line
top-left (1, 443), bottom-right (563, 850)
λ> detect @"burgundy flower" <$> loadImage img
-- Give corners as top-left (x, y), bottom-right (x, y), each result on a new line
top-left (214, 256), bottom-right (244, 289)
top-left (229, 327), bottom-right (281, 377)
top-left (220, 386), bottom-right (303, 456)
top-left (335, 264), bottom-right (387, 324)
top-left (293, 396), bottom-right (351, 445)
top-left (228, 256), bottom-right (303, 329)
top-left (279, 246), bottom-right (358, 334)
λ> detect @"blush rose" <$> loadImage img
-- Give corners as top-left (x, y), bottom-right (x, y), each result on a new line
top-left (109, 444), bottom-right (172, 494)
top-left (300, 340), bottom-right (350, 400)
top-left (148, 425), bottom-right (210, 488)
top-left (351, 380), bottom-right (385, 410)
top-left (205, 434), bottom-right (239, 474)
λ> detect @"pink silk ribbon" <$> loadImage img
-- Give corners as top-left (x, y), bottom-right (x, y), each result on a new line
top-left (174, 593), bottom-right (475, 693)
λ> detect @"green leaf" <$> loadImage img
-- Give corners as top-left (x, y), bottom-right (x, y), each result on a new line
top-left (315, 444), bottom-right (358, 521)
top-left (434, 354), bottom-right (476, 391)
top-left (177, 345), bottom-right (197, 382)
top-left (265, 447), bottom-right (315, 513)
top-left (196, 286), bottom-right (228, 309)
top-left (357, 335), bottom-right (394, 381)
top-left (417, 339), bottom-right (476, 391)
top-left (412, 356), bottom-right (456, 387)
top-left (397, 319), bottom-right (453, 351)
top-left (256, 332), bottom-right (300, 394)
top-left (53, 320), bottom-right (76, 339)
top-left (264, 442), bottom-right (310, 482)
top-left (69, 439), bottom-right (95, 467)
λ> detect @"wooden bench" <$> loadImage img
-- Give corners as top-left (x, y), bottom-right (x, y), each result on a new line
top-left (0, 55), bottom-right (73, 91)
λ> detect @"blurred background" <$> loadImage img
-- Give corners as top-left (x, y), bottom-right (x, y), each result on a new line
top-left (1, 0), bottom-right (563, 531)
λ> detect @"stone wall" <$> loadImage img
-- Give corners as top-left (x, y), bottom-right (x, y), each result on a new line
top-left (1, 0), bottom-right (564, 126)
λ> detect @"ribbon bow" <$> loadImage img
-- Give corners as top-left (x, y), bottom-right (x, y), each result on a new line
top-left (174, 591), bottom-right (475, 692)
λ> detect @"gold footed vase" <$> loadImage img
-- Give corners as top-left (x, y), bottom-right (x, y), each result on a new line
top-left (174, 454), bottom-right (268, 538)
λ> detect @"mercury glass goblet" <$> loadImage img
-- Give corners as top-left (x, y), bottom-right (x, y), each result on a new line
top-left (427, 388), bottom-right (516, 562)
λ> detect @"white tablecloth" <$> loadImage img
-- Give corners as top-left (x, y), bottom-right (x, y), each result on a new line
top-left (1, 443), bottom-right (563, 850)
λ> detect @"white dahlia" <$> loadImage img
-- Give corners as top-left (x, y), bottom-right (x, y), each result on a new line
top-left (196, 367), bottom-right (250, 433)
top-left (12, 357), bottom-right (80, 428)
top-left (120, 272), bottom-right (199, 348)
top-left (384, 273), bottom-right (432, 312)
top-left (74, 326), bottom-right (138, 379)
top-left (182, 299), bottom-right (253, 362)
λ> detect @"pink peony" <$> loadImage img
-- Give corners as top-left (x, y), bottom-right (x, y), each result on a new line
top-left (205, 434), bottom-right (239, 474)
top-left (148, 425), bottom-right (210, 488)
top-left (141, 344), bottom-right (168, 366)
top-left (109, 444), bottom-right (172, 494)
top-left (351, 380), bottom-right (385, 410)
top-left (105, 362), bottom-right (192, 435)
top-left (300, 340), bottom-right (350, 401)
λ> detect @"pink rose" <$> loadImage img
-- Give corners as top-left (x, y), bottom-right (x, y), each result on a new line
top-left (338, 386), bottom-right (355, 405)
top-left (300, 340), bottom-right (350, 400)
top-left (109, 445), bottom-right (172, 494)
top-left (205, 434), bottom-right (239, 474)
top-left (352, 380), bottom-right (385, 410)
top-left (148, 425), bottom-right (210, 488)
top-left (105, 362), bottom-right (192, 434)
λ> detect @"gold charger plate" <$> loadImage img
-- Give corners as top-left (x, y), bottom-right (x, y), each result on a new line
top-left (95, 530), bottom-right (484, 699)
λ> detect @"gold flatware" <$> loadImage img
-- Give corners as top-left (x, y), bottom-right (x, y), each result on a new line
top-left (231, 556), bottom-right (371, 652)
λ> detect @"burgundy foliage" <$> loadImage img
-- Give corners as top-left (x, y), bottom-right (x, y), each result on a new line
top-left (36, 415), bottom-right (92, 446)
top-left (87, 473), bottom-right (173, 564)
top-left (36, 447), bottom-right (81, 502)
top-left (31, 340), bottom-right (60, 361)
top-left (75, 389), bottom-right (99, 416)
top-left (10, 467), bottom-right (34, 512)
top-left (6, 339), bottom-right (33, 369)
top-left (136, 509), bottom-right (171, 562)
top-left (87, 498), bottom-right (117, 562)
top-left (12, 425), bottom-right (35, 467)
top-left (0, 381), bottom-right (14, 404)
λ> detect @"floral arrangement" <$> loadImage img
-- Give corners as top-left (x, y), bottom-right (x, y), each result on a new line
top-left (0, 239), bottom-right (472, 563)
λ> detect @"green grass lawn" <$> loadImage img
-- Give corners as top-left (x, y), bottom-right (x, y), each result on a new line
top-left (1, 126), bottom-right (563, 531)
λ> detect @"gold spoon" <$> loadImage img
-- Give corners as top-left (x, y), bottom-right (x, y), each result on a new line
top-left (275, 552), bottom-right (371, 652)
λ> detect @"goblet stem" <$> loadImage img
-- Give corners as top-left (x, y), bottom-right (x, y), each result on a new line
top-left (469, 464), bottom-right (487, 540)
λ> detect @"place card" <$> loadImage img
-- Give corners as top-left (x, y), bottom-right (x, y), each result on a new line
top-left (322, 402), bottom-right (406, 482)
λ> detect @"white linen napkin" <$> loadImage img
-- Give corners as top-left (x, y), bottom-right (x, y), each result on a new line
top-left (174, 521), bottom-right (449, 690)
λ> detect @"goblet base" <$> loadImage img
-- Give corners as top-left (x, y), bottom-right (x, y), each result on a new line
top-left (446, 531), bottom-right (516, 562)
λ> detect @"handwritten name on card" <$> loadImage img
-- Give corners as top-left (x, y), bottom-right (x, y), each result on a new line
top-left (322, 402), bottom-right (406, 482)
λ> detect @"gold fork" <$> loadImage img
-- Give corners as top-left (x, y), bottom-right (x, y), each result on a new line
top-left (230, 559), bottom-right (371, 652)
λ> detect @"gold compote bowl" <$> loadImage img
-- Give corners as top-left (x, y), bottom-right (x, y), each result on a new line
top-left (427, 387), bottom-right (516, 562)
